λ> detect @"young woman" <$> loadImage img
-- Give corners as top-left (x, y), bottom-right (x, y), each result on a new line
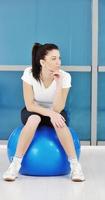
top-left (3, 43), bottom-right (85, 182)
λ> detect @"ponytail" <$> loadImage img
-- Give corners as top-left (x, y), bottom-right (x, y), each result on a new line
top-left (32, 43), bottom-right (42, 82)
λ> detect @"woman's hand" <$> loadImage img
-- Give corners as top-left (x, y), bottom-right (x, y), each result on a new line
top-left (49, 110), bottom-right (65, 128)
top-left (53, 70), bottom-right (63, 86)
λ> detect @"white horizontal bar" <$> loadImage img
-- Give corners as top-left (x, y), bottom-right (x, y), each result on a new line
top-left (80, 141), bottom-right (90, 145)
top-left (0, 140), bottom-right (90, 146)
top-left (0, 65), bottom-right (28, 71)
top-left (61, 66), bottom-right (91, 72)
top-left (1, 142), bottom-right (105, 147)
top-left (0, 140), bottom-right (7, 145)
top-left (0, 65), bottom-right (91, 72)
top-left (97, 141), bottom-right (105, 145)
top-left (98, 66), bottom-right (105, 72)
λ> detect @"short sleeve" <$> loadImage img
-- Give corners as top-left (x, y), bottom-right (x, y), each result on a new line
top-left (21, 67), bottom-right (33, 85)
top-left (62, 71), bottom-right (71, 88)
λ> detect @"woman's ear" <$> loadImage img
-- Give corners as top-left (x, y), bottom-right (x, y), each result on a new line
top-left (40, 59), bottom-right (45, 67)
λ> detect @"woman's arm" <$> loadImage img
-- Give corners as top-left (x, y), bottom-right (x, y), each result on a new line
top-left (51, 85), bottom-right (69, 113)
top-left (23, 81), bottom-right (52, 117)
top-left (51, 70), bottom-right (70, 113)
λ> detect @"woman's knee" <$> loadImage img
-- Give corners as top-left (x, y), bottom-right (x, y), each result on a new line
top-left (27, 115), bottom-right (41, 126)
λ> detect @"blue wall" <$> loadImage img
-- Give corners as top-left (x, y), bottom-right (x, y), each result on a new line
top-left (98, 0), bottom-right (105, 65)
top-left (0, 0), bottom-right (91, 65)
top-left (98, 0), bottom-right (105, 141)
top-left (0, 0), bottom-right (92, 140)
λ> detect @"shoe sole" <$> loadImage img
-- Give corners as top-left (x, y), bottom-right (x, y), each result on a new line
top-left (3, 178), bottom-right (15, 181)
top-left (72, 178), bottom-right (85, 182)
top-left (3, 176), bottom-right (17, 182)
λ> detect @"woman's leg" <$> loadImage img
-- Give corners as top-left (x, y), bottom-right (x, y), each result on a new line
top-left (52, 122), bottom-right (85, 182)
top-left (15, 115), bottom-right (41, 157)
top-left (3, 114), bottom-right (41, 181)
top-left (53, 124), bottom-right (77, 159)
top-left (52, 110), bottom-right (76, 159)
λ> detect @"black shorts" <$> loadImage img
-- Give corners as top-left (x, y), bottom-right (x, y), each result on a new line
top-left (21, 107), bottom-right (68, 128)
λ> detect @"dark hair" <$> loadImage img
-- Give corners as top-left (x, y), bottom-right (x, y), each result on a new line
top-left (32, 42), bottom-right (59, 82)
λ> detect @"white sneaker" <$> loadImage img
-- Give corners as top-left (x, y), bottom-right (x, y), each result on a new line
top-left (3, 161), bottom-right (21, 181)
top-left (70, 162), bottom-right (85, 182)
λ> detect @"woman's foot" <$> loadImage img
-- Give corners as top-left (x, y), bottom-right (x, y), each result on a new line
top-left (71, 162), bottom-right (85, 182)
top-left (3, 157), bottom-right (22, 181)
top-left (68, 158), bottom-right (85, 182)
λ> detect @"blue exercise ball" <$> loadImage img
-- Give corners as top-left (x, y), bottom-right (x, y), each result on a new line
top-left (8, 126), bottom-right (80, 176)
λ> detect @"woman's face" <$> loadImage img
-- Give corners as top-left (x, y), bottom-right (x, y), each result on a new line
top-left (41, 49), bottom-right (61, 75)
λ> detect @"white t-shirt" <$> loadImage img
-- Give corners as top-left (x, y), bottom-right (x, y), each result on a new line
top-left (21, 67), bottom-right (71, 108)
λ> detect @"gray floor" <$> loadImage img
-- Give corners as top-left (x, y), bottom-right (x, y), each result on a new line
top-left (0, 146), bottom-right (105, 200)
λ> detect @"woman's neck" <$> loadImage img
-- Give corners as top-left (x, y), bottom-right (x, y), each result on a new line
top-left (40, 71), bottom-right (54, 82)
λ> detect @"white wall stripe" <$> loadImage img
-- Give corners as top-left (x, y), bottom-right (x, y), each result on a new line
top-left (98, 66), bottom-right (105, 72)
top-left (0, 65), bottom-right (91, 72)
